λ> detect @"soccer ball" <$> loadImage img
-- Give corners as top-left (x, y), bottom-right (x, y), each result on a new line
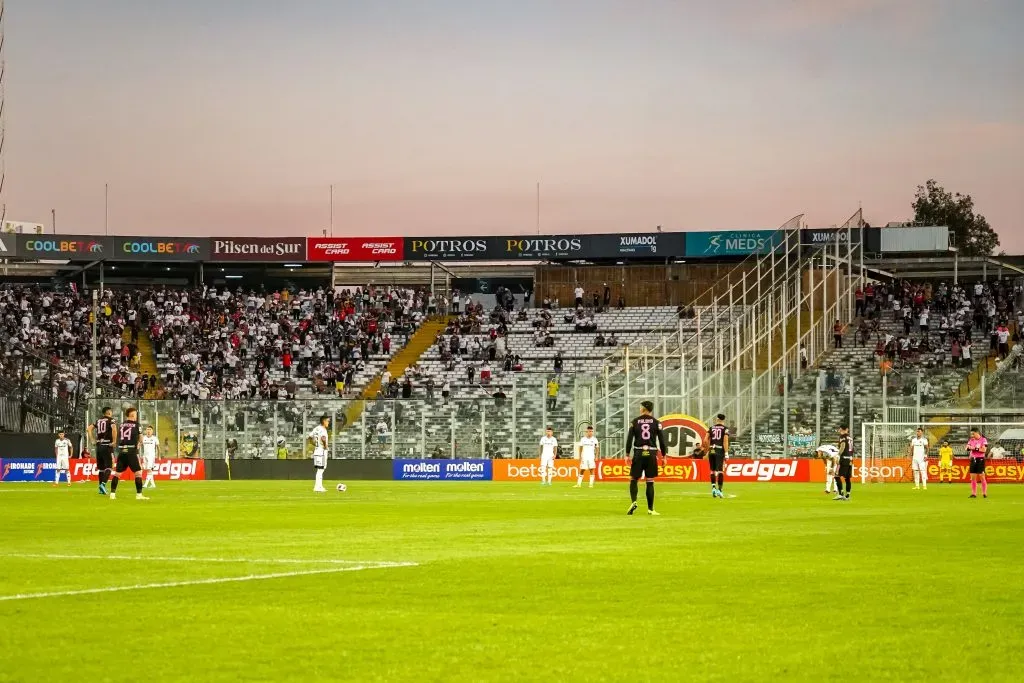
top-left (336, 483), bottom-right (347, 492)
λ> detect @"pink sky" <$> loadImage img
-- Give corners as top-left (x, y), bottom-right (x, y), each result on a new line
top-left (5, 1), bottom-right (1023, 250)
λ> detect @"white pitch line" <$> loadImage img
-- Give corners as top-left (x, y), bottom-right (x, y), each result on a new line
top-left (2, 553), bottom-right (394, 565)
top-left (0, 562), bottom-right (418, 603)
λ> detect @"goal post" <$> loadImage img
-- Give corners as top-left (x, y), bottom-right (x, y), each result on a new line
top-left (861, 421), bottom-right (1024, 484)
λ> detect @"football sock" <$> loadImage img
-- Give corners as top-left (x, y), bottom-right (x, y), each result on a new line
top-left (920, 470), bottom-right (927, 487)
top-left (314, 469), bottom-right (324, 488)
top-left (110, 475), bottom-right (119, 493)
top-left (717, 472), bottom-right (724, 491)
top-left (845, 479), bottom-right (852, 496)
top-left (134, 476), bottom-right (143, 494)
top-left (971, 480), bottom-right (977, 495)
top-left (629, 480), bottom-right (638, 503)
top-left (577, 473), bottom-right (583, 486)
top-left (913, 470), bottom-right (919, 486)
top-left (981, 479), bottom-right (988, 496)
top-left (645, 482), bottom-right (655, 510)
top-left (834, 476), bottom-right (842, 493)
top-left (55, 471), bottom-right (60, 483)
top-left (588, 473), bottom-right (594, 486)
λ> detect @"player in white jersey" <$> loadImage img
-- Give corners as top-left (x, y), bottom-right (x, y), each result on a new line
top-left (575, 425), bottom-right (600, 488)
top-left (310, 415), bottom-right (330, 493)
top-left (141, 426), bottom-right (160, 489)
top-left (909, 427), bottom-right (930, 490)
top-left (538, 427), bottom-right (558, 485)
top-left (816, 444), bottom-right (840, 494)
top-left (53, 430), bottom-right (73, 486)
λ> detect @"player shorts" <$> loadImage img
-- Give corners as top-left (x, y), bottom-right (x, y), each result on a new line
top-left (95, 444), bottom-right (113, 471)
top-left (968, 457), bottom-right (986, 475)
top-left (939, 460), bottom-right (952, 470)
top-left (912, 457), bottom-right (928, 472)
top-left (579, 456), bottom-right (596, 471)
top-left (838, 463), bottom-right (853, 479)
top-left (540, 456), bottom-right (555, 472)
top-left (312, 451), bottom-right (327, 469)
top-left (708, 449), bottom-right (725, 472)
top-left (115, 448), bottom-right (142, 475)
top-left (142, 455), bottom-right (157, 471)
top-left (56, 456), bottom-right (69, 470)
top-left (629, 452), bottom-right (659, 480)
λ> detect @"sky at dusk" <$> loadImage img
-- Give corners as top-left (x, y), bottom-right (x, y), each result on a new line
top-left (5, 0), bottom-right (1023, 250)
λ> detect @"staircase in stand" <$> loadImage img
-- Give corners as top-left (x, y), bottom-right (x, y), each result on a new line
top-left (344, 317), bottom-right (451, 427)
top-left (133, 329), bottom-right (180, 455)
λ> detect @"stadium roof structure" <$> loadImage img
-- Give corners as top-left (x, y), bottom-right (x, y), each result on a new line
top-left (865, 254), bottom-right (1024, 281)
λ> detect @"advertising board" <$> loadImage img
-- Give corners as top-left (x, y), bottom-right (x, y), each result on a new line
top-left (68, 458), bottom-right (206, 482)
top-left (392, 459), bottom-right (493, 481)
top-left (306, 237), bottom-right (404, 262)
top-left (685, 230), bottom-right (781, 258)
top-left (492, 458), bottom-right (822, 483)
top-left (210, 237), bottom-right (306, 261)
top-left (111, 237), bottom-right (210, 261)
top-left (0, 459), bottom-right (57, 482)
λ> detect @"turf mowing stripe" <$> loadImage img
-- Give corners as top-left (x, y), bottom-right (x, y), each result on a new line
top-left (1, 553), bottom-right (403, 565)
top-left (0, 562), bottom-right (419, 602)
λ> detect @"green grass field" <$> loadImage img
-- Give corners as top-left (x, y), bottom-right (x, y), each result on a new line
top-left (1, 480), bottom-right (1022, 682)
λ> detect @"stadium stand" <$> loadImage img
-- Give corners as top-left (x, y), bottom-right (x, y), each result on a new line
top-left (758, 278), bottom-right (1023, 450)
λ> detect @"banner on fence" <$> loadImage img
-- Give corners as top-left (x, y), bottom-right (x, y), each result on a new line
top-left (492, 458), bottom-right (821, 483)
top-left (858, 458), bottom-right (1024, 483)
top-left (392, 459), bottom-right (492, 481)
top-left (0, 459), bottom-right (57, 482)
top-left (68, 458), bottom-right (206, 482)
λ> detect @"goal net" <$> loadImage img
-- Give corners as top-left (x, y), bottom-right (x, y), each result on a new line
top-left (861, 421), bottom-right (1024, 484)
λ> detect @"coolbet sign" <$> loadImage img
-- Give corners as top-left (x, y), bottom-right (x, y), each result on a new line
top-left (112, 237), bottom-right (209, 261)
top-left (18, 235), bottom-right (110, 260)
top-left (68, 458), bottom-right (205, 482)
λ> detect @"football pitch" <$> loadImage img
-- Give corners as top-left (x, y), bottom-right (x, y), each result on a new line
top-left (1, 481), bottom-right (1022, 682)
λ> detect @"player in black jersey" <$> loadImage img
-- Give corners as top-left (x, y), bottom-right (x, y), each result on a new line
top-left (625, 401), bottom-right (668, 516)
top-left (833, 424), bottom-right (854, 501)
top-left (707, 414), bottom-right (730, 499)
top-left (87, 407), bottom-right (116, 495)
top-left (110, 407), bottom-right (148, 501)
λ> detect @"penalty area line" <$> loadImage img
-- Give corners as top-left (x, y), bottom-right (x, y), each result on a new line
top-left (0, 562), bottom-right (418, 603)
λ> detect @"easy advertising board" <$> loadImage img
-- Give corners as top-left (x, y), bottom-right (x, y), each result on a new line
top-left (859, 458), bottom-right (1024, 484)
top-left (492, 458), bottom-right (823, 483)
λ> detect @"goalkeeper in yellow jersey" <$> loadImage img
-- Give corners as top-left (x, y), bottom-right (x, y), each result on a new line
top-left (938, 440), bottom-right (954, 483)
